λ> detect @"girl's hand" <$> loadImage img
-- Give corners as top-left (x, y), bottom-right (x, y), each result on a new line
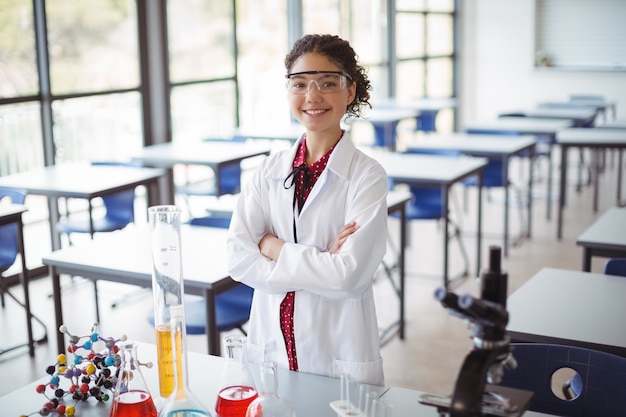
top-left (259, 233), bottom-right (284, 261)
top-left (328, 221), bottom-right (359, 254)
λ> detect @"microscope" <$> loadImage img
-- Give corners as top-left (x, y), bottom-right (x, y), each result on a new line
top-left (419, 246), bottom-right (533, 417)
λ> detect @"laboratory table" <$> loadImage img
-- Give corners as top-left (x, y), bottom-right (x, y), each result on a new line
top-left (0, 204), bottom-right (36, 356)
top-left (375, 97), bottom-right (458, 132)
top-left (0, 162), bottom-right (165, 252)
top-left (132, 140), bottom-right (271, 202)
top-left (0, 341), bottom-right (550, 417)
top-left (576, 206), bottom-right (626, 271)
top-left (556, 128), bottom-right (626, 239)
top-left (499, 107), bottom-right (597, 128)
top-left (464, 117), bottom-right (572, 219)
top-left (507, 267), bottom-right (626, 358)
top-left (404, 133), bottom-right (536, 257)
top-left (370, 151), bottom-right (487, 288)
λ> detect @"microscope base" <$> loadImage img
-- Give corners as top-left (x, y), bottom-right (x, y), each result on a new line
top-left (418, 384), bottom-right (533, 417)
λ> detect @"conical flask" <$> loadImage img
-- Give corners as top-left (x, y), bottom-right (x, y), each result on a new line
top-left (245, 361), bottom-right (295, 417)
top-left (159, 304), bottom-right (211, 417)
top-left (149, 205), bottom-right (185, 401)
top-left (110, 342), bottom-right (158, 417)
top-left (215, 336), bottom-right (258, 417)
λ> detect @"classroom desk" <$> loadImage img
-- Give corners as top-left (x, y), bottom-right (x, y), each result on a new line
top-left (556, 128), bottom-right (626, 239)
top-left (231, 123), bottom-right (303, 143)
top-left (43, 224), bottom-right (236, 356)
top-left (576, 206), bottom-right (626, 271)
top-left (132, 141), bottom-right (271, 203)
top-left (499, 107), bottom-right (597, 128)
top-left (0, 341), bottom-right (550, 417)
top-left (375, 97), bottom-right (459, 132)
top-left (538, 99), bottom-right (617, 122)
top-left (596, 119), bottom-right (626, 129)
top-left (0, 204), bottom-right (36, 356)
top-left (464, 117), bottom-right (572, 220)
top-left (362, 107), bottom-right (419, 151)
top-left (0, 162), bottom-right (165, 252)
top-left (507, 267), bottom-right (626, 358)
top-left (404, 134), bottom-right (536, 257)
top-left (370, 151), bottom-right (487, 288)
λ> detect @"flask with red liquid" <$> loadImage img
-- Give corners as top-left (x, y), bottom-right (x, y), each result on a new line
top-left (110, 342), bottom-right (158, 417)
top-left (215, 336), bottom-right (258, 417)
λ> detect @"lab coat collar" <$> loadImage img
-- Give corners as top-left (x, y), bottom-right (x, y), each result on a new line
top-left (267, 131), bottom-right (356, 182)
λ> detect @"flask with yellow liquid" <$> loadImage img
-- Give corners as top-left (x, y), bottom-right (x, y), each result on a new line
top-left (149, 205), bottom-right (185, 404)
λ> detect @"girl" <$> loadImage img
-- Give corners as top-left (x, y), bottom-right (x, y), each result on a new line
top-left (227, 34), bottom-right (388, 386)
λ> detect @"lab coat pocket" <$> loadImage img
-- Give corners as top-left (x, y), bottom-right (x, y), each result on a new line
top-left (333, 357), bottom-right (385, 387)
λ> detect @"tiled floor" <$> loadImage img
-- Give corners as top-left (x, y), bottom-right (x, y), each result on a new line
top-left (0, 148), bottom-right (621, 399)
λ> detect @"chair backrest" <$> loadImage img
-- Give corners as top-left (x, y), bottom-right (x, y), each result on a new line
top-left (499, 343), bottom-right (626, 417)
top-left (0, 188), bottom-right (27, 271)
top-left (464, 129), bottom-right (523, 188)
top-left (91, 161), bottom-right (137, 225)
top-left (189, 214), bottom-right (232, 229)
top-left (603, 258), bottom-right (626, 277)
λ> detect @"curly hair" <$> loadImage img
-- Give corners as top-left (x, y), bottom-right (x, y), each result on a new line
top-left (285, 34), bottom-right (371, 119)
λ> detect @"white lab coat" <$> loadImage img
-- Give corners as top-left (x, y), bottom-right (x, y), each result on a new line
top-left (226, 132), bottom-right (389, 386)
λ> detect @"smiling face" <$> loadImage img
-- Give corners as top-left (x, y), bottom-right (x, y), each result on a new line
top-left (287, 52), bottom-right (356, 138)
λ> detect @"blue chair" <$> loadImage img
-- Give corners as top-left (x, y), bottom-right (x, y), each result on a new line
top-left (499, 343), bottom-right (626, 417)
top-left (177, 138), bottom-right (244, 216)
top-left (0, 188), bottom-right (27, 308)
top-left (148, 213), bottom-right (253, 336)
top-left (391, 148), bottom-right (470, 279)
top-left (56, 161), bottom-right (137, 240)
top-left (603, 258), bottom-right (626, 277)
top-left (461, 130), bottom-right (528, 242)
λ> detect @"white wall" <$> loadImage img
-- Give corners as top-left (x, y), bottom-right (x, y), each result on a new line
top-left (458, 0), bottom-right (626, 126)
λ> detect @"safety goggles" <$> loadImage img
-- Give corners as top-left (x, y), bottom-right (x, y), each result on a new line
top-left (285, 71), bottom-right (352, 94)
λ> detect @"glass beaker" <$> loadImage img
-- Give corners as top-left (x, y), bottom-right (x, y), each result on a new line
top-left (149, 205), bottom-right (185, 400)
top-left (245, 361), bottom-right (295, 417)
top-left (110, 342), bottom-right (158, 417)
top-left (215, 336), bottom-right (258, 417)
top-left (159, 304), bottom-right (211, 417)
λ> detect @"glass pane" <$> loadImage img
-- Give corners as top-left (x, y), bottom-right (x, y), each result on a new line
top-left (236, 0), bottom-right (289, 130)
top-left (349, 0), bottom-right (387, 65)
top-left (396, 13), bottom-right (424, 59)
top-left (0, 0), bottom-right (38, 97)
top-left (367, 65), bottom-right (389, 103)
top-left (426, 14), bottom-right (453, 56)
top-left (168, 0), bottom-right (235, 82)
top-left (170, 82), bottom-right (237, 143)
top-left (51, 92), bottom-right (142, 163)
top-left (303, 0), bottom-right (343, 35)
top-left (46, 0), bottom-right (139, 94)
top-left (396, 0), bottom-right (425, 11)
top-left (0, 103), bottom-right (44, 175)
top-left (396, 60), bottom-right (425, 100)
top-left (426, 58), bottom-right (453, 97)
top-left (426, 0), bottom-right (455, 12)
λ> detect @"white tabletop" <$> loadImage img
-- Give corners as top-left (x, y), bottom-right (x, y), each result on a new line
top-left (369, 150), bottom-right (487, 185)
top-left (0, 161), bottom-right (165, 199)
top-left (507, 267), bottom-right (626, 357)
top-left (374, 97), bottom-right (458, 111)
top-left (556, 127), bottom-right (626, 146)
top-left (405, 133), bottom-right (537, 156)
top-left (465, 117), bottom-right (572, 135)
top-left (577, 206), bottom-right (626, 249)
top-left (132, 140), bottom-right (271, 168)
top-left (0, 340), bottom-right (551, 417)
top-left (43, 224), bottom-right (230, 293)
